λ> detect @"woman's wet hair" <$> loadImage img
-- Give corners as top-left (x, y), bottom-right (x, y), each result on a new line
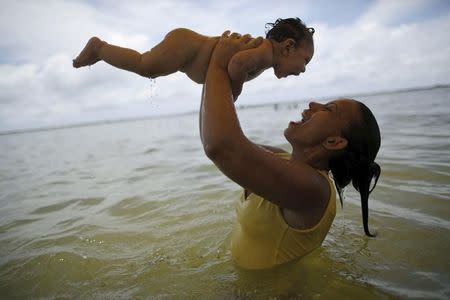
top-left (265, 17), bottom-right (315, 47)
top-left (329, 101), bottom-right (381, 237)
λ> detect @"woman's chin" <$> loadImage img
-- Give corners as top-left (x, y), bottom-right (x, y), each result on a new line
top-left (284, 126), bottom-right (294, 142)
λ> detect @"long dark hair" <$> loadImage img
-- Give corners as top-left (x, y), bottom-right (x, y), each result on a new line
top-left (329, 101), bottom-right (381, 237)
top-left (265, 17), bottom-right (315, 47)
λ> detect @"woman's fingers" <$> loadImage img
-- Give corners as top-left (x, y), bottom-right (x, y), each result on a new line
top-left (241, 34), bottom-right (252, 43)
top-left (240, 36), bottom-right (263, 50)
top-left (230, 32), bottom-right (241, 39)
top-left (250, 36), bottom-right (264, 46)
top-left (221, 31), bottom-right (260, 46)
top-left (222, 30), bottom-right (231, 38)
top-left (212, 32), bottom-right (262, 68)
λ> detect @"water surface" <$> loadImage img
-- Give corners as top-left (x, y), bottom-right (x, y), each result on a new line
top-left (0, 87), bottom-right (449, 298)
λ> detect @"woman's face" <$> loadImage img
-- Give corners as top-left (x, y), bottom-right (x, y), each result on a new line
top-left (274, 40), bottom-right (314, 78)
top-left (284, 99), bottom-right (361, 149)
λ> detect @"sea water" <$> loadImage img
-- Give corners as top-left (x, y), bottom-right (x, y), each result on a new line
top-left (0, 87), bottom-right (449, 299)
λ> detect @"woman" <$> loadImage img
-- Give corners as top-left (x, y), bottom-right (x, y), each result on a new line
top-left (200, 32), bottom-right (381, 270)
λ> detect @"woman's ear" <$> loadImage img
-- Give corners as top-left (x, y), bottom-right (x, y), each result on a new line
top-left (322, 136), bottom-right (348, 151)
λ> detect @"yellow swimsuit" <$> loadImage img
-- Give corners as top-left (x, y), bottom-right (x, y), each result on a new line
top-left (231, 154), bottom-right (336, 270)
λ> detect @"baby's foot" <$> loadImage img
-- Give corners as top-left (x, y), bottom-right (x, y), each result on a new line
top-left (72, 37), bottom-right (104, 68)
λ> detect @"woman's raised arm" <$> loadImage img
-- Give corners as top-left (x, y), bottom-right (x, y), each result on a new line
top-left (200, 32), bottom-right (329, 211)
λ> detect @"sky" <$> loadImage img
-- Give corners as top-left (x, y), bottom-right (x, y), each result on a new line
top-left (1, 0), bottom-right (449, 132)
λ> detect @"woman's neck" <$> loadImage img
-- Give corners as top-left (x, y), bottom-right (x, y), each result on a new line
top-left (291, 145), bottom-right (330, 171)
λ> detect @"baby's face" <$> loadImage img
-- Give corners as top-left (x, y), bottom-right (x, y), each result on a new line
top-left (274, 41), bottom-right (314, 79)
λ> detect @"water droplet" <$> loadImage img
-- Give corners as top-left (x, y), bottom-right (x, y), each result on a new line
top-left (148, 78), bottom-right (158, 99)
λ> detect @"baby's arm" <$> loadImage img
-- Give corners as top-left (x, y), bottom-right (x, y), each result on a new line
top-left (227, 40), bottom-right (271, 100)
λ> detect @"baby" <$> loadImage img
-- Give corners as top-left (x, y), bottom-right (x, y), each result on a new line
top-left (73, 18), bottom-right (315, 100)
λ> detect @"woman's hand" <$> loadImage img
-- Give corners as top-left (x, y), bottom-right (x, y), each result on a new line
top-left (210, 31), bottom-right (263, 70)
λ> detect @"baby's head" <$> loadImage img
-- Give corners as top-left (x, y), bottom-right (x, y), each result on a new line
top-left (266, 18), bottom-right (315, 78)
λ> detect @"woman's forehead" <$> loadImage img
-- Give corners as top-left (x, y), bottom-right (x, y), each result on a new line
top-left (330, 99), bottom-right (361, 122)
top-left (331, 99), bottom-right (357, 109)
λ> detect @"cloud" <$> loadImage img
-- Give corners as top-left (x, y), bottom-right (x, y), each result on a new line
top-left (357, 0), bottom-right (432, 25)
top-left (0, 0), bottom-right (449, 131)
top-left (241, 4), bottom-right (450, 101)
top-left (311, 10), bottom-right (450, 93)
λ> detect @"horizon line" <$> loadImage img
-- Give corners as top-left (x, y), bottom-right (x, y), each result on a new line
top-left (1, 83), bottom-right (449, 136)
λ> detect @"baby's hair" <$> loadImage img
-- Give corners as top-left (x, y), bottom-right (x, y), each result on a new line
top-left (265, 18), bottom-right (314, 47)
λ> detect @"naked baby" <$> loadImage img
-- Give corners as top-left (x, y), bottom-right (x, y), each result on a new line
top-left (73, 18), bottom-right (314, 100)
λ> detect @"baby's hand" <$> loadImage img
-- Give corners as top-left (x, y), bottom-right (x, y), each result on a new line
top-left (210, 31), bottom-right (262, 69)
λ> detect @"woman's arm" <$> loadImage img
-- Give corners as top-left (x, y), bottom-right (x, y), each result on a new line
top-left (200, 32), bottom-right (329, 211)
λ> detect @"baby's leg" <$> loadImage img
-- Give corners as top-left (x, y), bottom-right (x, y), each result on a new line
top-left (73, 29), bottom-right (199, 79)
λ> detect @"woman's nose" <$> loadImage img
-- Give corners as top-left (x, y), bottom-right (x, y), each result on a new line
top-left (308, 101), bottom-right (325, 112)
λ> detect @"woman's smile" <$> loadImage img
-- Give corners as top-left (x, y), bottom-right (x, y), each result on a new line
top-left (288, 108), bottom-right (311, 127)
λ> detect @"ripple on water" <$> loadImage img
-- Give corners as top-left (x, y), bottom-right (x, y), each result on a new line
top-left (30, 199), bottom-right (79, 215)
top-left (30, 197), bottom-right (105, 215)
top-left (133, 164), bottom-right (164, 172)
top-left (105, 196), bottom-right (165, 219)
top-left (75, 197), bottom-right (104, 207)
top-left (46, 180), bottom-right (72, 186)
top-left (142, 147), bottom-right (159, 155)
top-left (0, 218), bottom-right (42, 234)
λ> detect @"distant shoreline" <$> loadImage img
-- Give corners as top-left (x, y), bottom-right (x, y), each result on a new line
top-left (334, 83), bottom-right (450, 98)
top-left (1, 83), bottom-right (449, 136)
